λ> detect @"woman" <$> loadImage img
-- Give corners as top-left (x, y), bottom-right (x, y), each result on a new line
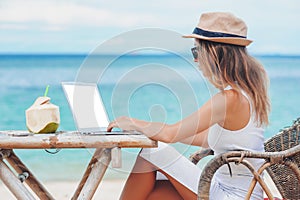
top-left (108, 12), bottom-right (270, 200)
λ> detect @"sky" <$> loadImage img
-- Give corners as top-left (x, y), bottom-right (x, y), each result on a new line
top-left (0, 0), bottom-right (299, 55)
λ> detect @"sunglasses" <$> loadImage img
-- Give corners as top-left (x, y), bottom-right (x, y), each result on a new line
top-left (191, 46), bottom-right (199, 60)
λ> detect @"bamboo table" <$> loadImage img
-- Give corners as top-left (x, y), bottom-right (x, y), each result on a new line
top-left (0, 131), bottom-right (157, 200)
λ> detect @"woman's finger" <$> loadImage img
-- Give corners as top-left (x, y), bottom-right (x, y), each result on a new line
top-left (107, 121), bottom-right (117, 132)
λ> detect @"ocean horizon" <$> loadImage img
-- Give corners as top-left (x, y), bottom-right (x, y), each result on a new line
top-left (0, 53), bottom-right (299, 181)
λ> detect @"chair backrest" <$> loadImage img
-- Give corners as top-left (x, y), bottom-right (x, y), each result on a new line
top-left (264, 118), bottom-right (300, 200)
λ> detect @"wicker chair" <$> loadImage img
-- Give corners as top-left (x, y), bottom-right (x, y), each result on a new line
top-left (190, 118), bottom-right (300, 200)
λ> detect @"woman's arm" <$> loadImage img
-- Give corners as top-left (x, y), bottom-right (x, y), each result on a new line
top-left (107, 92), bottom-right (226, 143)
top-left (179, 129), bottom-right (209, 148)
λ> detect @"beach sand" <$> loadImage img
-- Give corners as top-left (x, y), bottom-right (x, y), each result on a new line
top-left (0, 174), bottom-right (282, 200)
top-left (0, 178), bottom-right (127, 200)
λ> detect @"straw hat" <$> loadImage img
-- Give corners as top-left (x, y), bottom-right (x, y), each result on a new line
top-left (183, 12), bottom-right (252, 46)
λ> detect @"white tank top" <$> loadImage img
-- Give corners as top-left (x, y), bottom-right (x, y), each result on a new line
top-left (207, 88), bottom-right (265, 198)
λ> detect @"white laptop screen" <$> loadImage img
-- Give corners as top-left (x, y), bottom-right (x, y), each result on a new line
top-left (62, 83), bottom-right (109, 130)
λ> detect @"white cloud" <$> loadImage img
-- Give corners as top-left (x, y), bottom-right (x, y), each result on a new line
top-left (0, 0), bottom-right (159, 30)
top-left (0, 0), bottom-right (300, 54)
top-left (2, 0), bottom-right (299, 32)
top-left (0, 24), bottom-right (27, 30)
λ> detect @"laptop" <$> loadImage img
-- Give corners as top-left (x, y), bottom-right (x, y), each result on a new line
top-left (61, 82), bottom-right (138, 135)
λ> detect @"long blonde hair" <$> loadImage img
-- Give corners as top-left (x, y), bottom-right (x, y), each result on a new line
top-left (197, 40), bottom-right (270, 126)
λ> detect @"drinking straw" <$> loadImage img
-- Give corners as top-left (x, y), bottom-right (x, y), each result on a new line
top-left (44, 85), bottom-right (50, 97)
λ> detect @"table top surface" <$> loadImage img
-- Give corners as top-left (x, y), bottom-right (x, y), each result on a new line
top-left (0, 130), bottom-right (157, 149)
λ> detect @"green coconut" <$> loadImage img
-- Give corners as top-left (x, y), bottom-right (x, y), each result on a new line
top-left (26, 96), bottom-right (60, 134)
top-left (27, 122), bottom-right (59, 134)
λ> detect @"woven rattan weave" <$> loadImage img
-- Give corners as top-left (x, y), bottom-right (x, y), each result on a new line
top-left (190, 118), bottom-right (300, 200)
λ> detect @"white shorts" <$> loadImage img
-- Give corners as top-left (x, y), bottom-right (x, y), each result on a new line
top-left (140, 142), bottom-right (202, 194)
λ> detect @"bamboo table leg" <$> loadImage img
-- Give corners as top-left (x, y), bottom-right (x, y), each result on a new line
top-left (72, 148), bottom-right (112, 200)
top-left (5, 150), bottom-right (55, 200)
top-left (0, 159), bottom-right (36, 200)
top-left (111, 147), bottom-right (122, 168)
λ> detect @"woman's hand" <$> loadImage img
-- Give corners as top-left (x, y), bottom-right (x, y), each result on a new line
top-left (107, 116), bottom-right (137, 132)
top-left (108, 116), bottom-right (174, 143)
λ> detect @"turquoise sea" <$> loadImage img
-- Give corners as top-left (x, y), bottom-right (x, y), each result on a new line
top-left (0, 54), bottom-right (299, 181)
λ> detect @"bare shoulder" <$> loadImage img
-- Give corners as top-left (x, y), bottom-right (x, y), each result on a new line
top-left (221, 89), bottom-right (250, 130)
top-left (223, 89), bottom-right (239, 98)
top-left (209, 90), bottom-right (242, 115)
top-left (214, 89), bottom-right (239, 98)
top-left (222, 89), bottom-right (248, 107)
top-left (211, 89), bottom-right (239, 106)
